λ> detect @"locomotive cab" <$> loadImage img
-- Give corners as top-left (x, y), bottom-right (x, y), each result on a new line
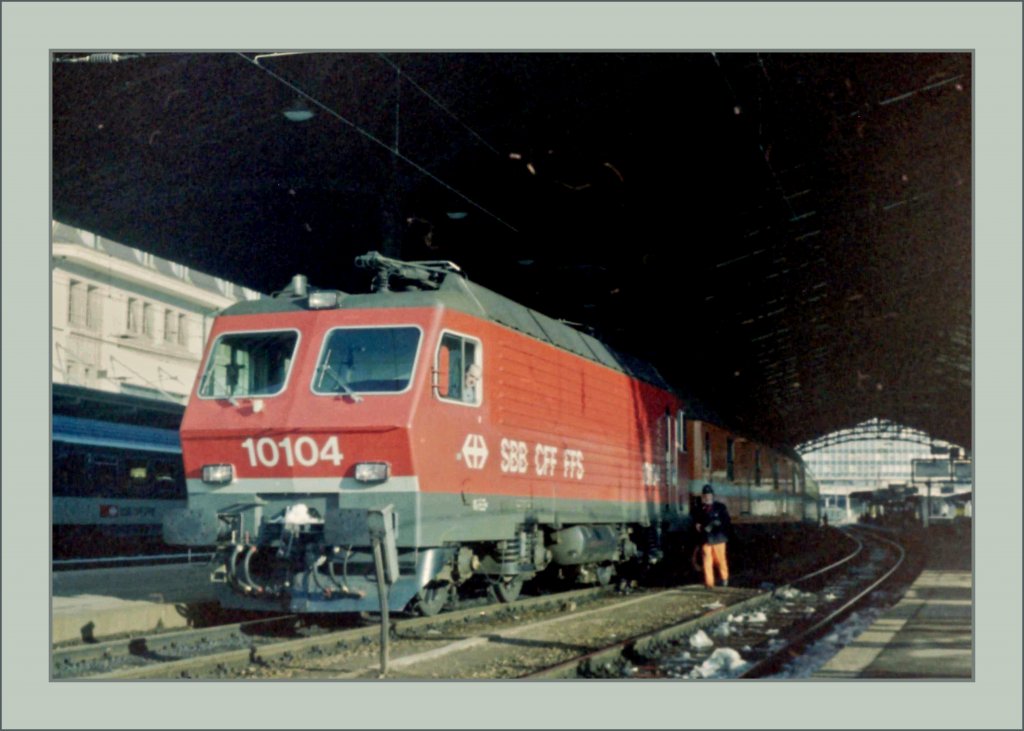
top-left (167, 256), bottom-right (521, 614)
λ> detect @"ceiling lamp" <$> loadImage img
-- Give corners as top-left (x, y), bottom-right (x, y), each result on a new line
top-left (283, 97), bottom-right (315, 122)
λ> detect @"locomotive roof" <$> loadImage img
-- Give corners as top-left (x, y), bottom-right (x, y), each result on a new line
top-left (220, 268), bottom-right (678, 395)
top-left (218, 262), bottom-right (803, 457)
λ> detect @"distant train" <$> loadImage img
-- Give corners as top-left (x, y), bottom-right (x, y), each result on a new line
top-left (165, 252), bottom-right (819, 614)
top-left (53, 414), bottom-right (188, 560)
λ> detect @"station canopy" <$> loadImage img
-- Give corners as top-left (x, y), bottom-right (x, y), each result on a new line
top-left (52, 52), bottom-right (972, 451)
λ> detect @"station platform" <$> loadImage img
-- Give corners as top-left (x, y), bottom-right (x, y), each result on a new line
top-left (814, 524), bottom-right (972, 679)
top-left (52, 562), bottom-right (218, 645)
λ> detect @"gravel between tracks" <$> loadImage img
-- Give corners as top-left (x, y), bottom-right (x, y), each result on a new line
top-left (217, 586), bottom-right (756, 680)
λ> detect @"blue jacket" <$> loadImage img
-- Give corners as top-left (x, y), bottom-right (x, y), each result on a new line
top-left (696, 500), bottom-right (732, 545)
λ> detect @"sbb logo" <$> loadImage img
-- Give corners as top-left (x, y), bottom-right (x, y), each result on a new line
top-left (461, 434), bottom-right (489, 469)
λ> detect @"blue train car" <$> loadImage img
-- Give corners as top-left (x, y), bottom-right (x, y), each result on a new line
top-left (52, 415), bottom-right (187, 559)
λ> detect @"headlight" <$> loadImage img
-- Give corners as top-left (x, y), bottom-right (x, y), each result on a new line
top-left (202, 464), bottom-right (234, 485)
top-left (354, 462), bottom-right (389, 482)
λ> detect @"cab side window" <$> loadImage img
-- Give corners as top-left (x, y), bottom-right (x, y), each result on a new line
top-left (436, 332), bottom-right (482, 405)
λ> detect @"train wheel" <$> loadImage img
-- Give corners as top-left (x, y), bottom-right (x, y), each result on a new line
top-left (412, 581), bottom-right (451, 617)
top-left (489, 575), bottom-right (523, 603)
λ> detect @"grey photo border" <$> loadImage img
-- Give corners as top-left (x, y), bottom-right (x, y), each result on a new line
top-left (3, 2), bottom-right (1021, 729)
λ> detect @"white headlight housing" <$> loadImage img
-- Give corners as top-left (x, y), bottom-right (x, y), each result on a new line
top-left (202, 464), bottom-right (234, 485)
top-left (355, 462), bottom-right (389, 482)
top-left (308, 291), bottom-right (340, 309)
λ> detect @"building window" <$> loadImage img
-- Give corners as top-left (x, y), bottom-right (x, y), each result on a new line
top-left (177, 313), bottom-right (188, 347)
top-left (68, 280), bottom-right (102, 330)
top-left (86, 286), bottom-right (103, 330)
top-left (66, 361), bottom-right (82, 385)
top-left (68, 280), bottom-right (86, 327)
top-left (143, 303), bottom-right (155, 339)
top-left (164, 309), bottom-right (178, 343)
top-left (126, 298), bottom-right (142, 334)
top-left (676, 409), bottom-right (688, 453)
top-left (704, 433), bottom-right (712, 469)
top-left (66, 333), bottom-right (100, 386)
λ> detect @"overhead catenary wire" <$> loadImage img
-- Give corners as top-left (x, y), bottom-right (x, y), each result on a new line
top-left (237, 52), bottom-right (518, 234)
top-left (710, 51), bottom-right (799, 223)
top-left (376, 53), bottom-right (502, 156)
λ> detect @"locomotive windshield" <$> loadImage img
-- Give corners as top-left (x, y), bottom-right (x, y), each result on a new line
top-left (198, 329), bottom-right (298, 398)
top-left (312, 326), bottom-right (421, 395)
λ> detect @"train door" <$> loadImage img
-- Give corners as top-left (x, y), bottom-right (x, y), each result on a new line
top-left (753, 447), bottom-right (763, 517)
top-left (664, 411), bottom-right (678, 517)
top-left (689, 421), bottom-right (705, 517)
top-left (797, 465), bottom-right (806, 520)
top-left (675, 408), bottom-right (689, 515)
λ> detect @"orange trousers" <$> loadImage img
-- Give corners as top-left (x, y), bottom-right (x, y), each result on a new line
top-left (701, 542), bottom-right (729, 588)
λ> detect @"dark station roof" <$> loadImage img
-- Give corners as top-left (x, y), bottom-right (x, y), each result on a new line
top-left (51, 52), bottom-right (972, 452)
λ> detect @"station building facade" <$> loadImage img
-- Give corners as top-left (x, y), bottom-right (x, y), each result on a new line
top-left (51, 220), bottom-right (261, 403)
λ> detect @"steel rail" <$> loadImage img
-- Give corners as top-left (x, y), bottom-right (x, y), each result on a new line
top-left (521, 590), bottom-right (774, 679)
top-left (53, 552), bottom-right (214, 568)
top-left (522, 529), bottom-right (874, 680)
top-left (737, 527), bottom-right (906, 678)
top-left (76, 586), bottom-right (613, 680)
top-left (53, 614), bottom-right (299, 672)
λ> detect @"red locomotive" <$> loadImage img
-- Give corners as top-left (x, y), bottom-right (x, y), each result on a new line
top-left (164, 252), bottom-right (819, 614)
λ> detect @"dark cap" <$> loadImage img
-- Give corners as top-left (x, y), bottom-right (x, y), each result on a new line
top-left (702, 484), bottom-right (714, 495)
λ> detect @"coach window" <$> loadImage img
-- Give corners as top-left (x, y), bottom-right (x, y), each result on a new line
top-left (436, 332), bottom-right (482, 406)
top-left (126, 458), bottom-right (150, 496)
top-left (726, 438), bottom-right (735, 481)
top-left (90, 454), bottom-right (122, 497)
top-left (754, 449), bottom-right (762, 486)
top-left (53, 447), bottom-right (87, 497)
top-left (152, 459), bottom-right (185, 499)
top-left (703, 433), bottom-right (712, 470)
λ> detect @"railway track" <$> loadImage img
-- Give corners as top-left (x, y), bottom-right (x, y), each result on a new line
top-left (53, 527), bottom-right (898, 680)
top-left (53, 614), bottom-right (311, 679)
top-left (739, 526), bottom-right (906, 678)
top-left (56, 586), bottom-right (620, 680)
top-left (526, 525), bottom-right (908, 679)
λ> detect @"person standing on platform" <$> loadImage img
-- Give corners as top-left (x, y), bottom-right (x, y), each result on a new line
top-left (695, 484), bottom-right (732, 588)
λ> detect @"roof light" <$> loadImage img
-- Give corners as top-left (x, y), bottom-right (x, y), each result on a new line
top-left (308, 291), bottom-right (340, 309)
